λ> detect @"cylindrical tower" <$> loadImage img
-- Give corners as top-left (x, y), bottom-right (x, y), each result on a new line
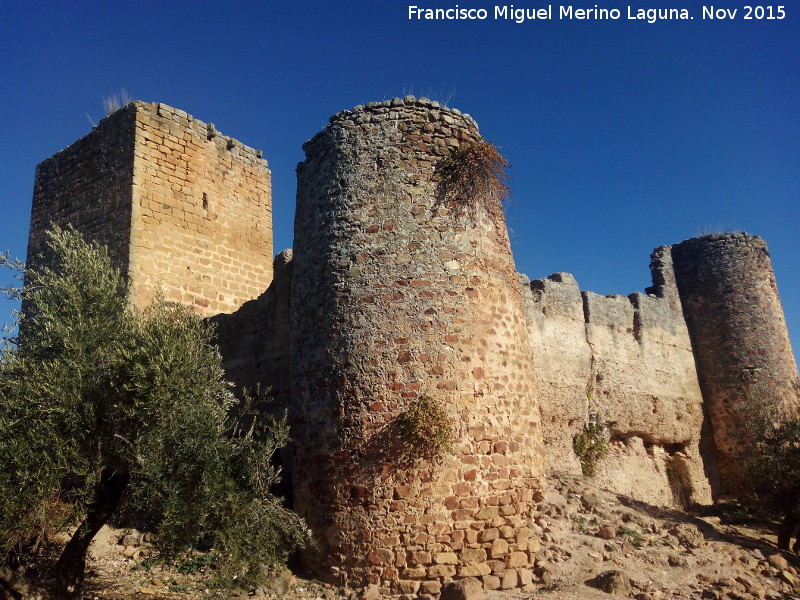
top-left (671, 233), bottom-right (799, 489)
top-left (291, 97), bottom-right (544, 595)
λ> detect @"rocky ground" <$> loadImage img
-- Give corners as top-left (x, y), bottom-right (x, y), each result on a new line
top-left (8, 473), bottom-right (800, 600)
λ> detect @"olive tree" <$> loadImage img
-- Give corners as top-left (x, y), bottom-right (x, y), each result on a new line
top-left (733, 385), bottom-right (800, 551)
top-left (0, 227), bottom-right (309, 600)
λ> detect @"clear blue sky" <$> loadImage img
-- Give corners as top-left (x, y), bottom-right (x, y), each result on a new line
top-left (1, 1), bottom-right (798, 357)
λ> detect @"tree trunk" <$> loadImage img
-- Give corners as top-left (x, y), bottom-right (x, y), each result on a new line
top-left (54, 469), bottom-right (129, 600)
top-left (777, 512), bottom-right (797, 551)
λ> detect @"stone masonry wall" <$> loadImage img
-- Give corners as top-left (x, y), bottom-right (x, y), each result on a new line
top-left (28, 101), bottom-right (273, 317)
top-left (128, 102), bottom-right (273, 315)
top-left (522, 245), bottom-right (712, 507)
top-left (671, 234), bottom-right (800, 491)
top-left (211, 249), bottom-right (293, 407)
top-left (28, 105), bottom-right (136, 273)
top-left (291, 97), bottom-right (545, 595)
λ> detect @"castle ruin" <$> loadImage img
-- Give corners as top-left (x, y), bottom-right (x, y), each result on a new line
top-left (27, 99), bottom-right (799, 595)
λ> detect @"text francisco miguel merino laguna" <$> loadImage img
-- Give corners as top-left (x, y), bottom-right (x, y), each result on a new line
top-left (408, 5), bottom-right (786, 23)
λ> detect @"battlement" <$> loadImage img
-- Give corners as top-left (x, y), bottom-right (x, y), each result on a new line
top-left (522, 256), bottom-right (712, 506)
top-left (304, 96), bottom-right (480, 152)
top-left (135, 101), bottom-right (267, 165)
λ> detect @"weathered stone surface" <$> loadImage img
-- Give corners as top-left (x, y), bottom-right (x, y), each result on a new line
top-left (521, 246), bottom-right (713, 508)
top-left (290, 99), bottom-right (544, 592)
top-left (672, 234), bottom-right (800, 492)
top-left (591, 570), bottom-right (632, 595)
top-left (441, 577), bottom-right (484, 600)
top-left (28, 100), bottom-right (273, 317)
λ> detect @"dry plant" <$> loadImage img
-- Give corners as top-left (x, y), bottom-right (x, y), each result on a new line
top-left (102, 88), bottom-right (133, 116)
top-left (434, 140), bottom-right (511, 219)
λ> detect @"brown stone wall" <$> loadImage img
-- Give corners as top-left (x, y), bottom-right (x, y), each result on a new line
top-left (291, 97), bottom-right (544, 595)
top-left (28, 101), bottom-right (273, 317)
top-left (129, 102), bottom-right (273, 315)
top-left (671, 234), bottom-right (800, 490)
top-left (522, 246), bottom-right (712, 507)
top-left (28, 105), bottom-right (136, 273)
top-left (211, 249), bottom-right (293, 407)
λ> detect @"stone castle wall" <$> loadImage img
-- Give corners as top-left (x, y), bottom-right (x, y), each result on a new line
top-left (671, 234), bottom-right (800, 490)
top-left (28, 101), bottom-right (273, 317)
top-left (212, 249), bottom-right (293, 406)
top-left (521, 245), bottom-right (713, 507)
top-left (28, 105), bottom-right (136, 274)
top-left (27, 98), bottom-right (800, 596)
top-left (290, 98), bottom-right (544, 595)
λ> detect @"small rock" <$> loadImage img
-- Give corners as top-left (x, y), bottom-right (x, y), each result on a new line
top-left (591, 570), bottom-right (632, 595)
top-left (669, 554), bottom-right (690, 568)
top-left (768, 554), bottom-right (789, 570)
top-left (360, 584), bottom-right (380, 600)
top-left (150, 578), bottom-right (163, 587)
top-left (597, 525), bottom-right (616, 540)
top-left (264, 568), bottom-right (294, 596)
top-left (123, 546), bottom-right (139, 557)
top-left (668, 524), bottom-right (703, 547)
top-left (138, 588), bottom-right (155, 596)
top-left (441, 578), bottom-right (484, 600)
top-left (582, 492), bottom-right (601, 510)
top-left (780, 570), bottom-right (796, 586)
top-left (121, 533), bottom-right (141, 547)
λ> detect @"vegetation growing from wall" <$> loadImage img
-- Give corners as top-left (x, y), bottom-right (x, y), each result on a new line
top-left (397, 395), bottom-right (453, 458)
top-left (573, 399), bottom-right (609, 476)
top-left (731, 383), bottom-right (800, 551)
top-left (0, 227), bottom-right (310, 600)
top-left (434, 140), bottom-right (511, 219)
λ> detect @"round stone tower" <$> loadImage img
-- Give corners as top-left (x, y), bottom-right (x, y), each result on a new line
top-left (290, 97), bottom-right (544, 595)
top-left (671, 233), bottom-right (799, 490)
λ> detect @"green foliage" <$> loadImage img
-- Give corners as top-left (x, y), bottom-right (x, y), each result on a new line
top-left (573, 400), bottom-right (609, 477)
top-left (397, 395), bottom-right (453, 457)
top-left (571, 515), bottom-right (596, 535)
top-left (616, 526), bottom-right (644, 548)
top-left (0, 226), bottom-right (310, 590)
top-left (176, 551), bottom-right (216, 575)
top-left (731, 384), bottom-right (800, 548)
top-left (434, 140), bottom-right (511, 219)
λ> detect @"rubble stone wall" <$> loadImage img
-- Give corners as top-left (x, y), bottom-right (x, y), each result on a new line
top-left (28, 98), bottom-right (800, 594)
top-left (290, 97), bottom-right (545, 595)
top-left (671, 234), bottom-right (800, 490)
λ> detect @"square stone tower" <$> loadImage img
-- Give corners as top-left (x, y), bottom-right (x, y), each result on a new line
top-left (27, 101), bottom-right (273, 316)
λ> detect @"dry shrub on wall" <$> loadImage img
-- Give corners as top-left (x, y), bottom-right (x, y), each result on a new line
top-left (434, 140), bottom-right (511, 219)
